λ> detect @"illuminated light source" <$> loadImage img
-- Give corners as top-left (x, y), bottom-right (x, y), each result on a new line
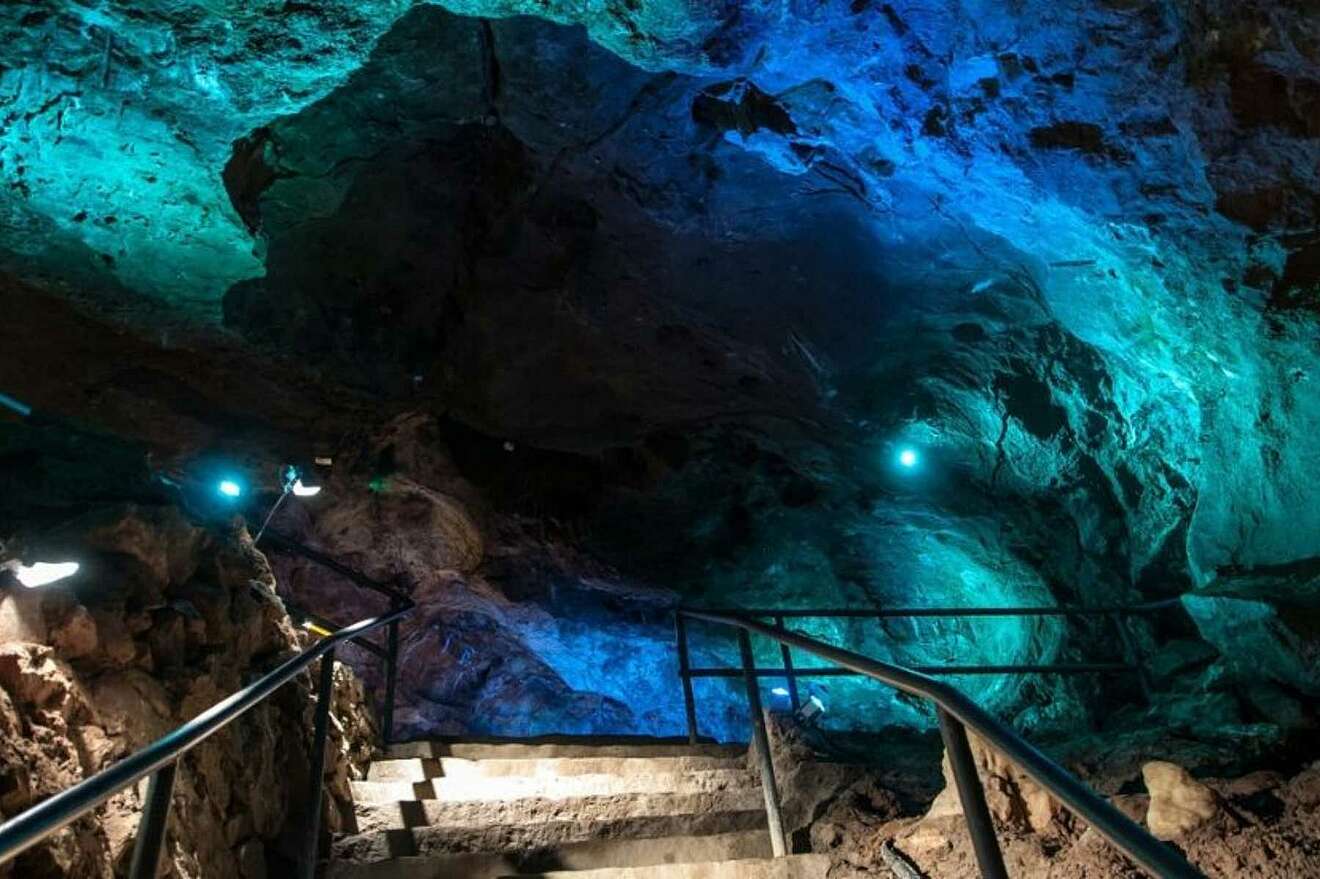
top-left (12, 561), bottom-right (80, 588)
top-left (796, 693), bottom-right (826, 726)
top-left (291, 479), bottom-right (321, 497)
top-left (897, 447), bottom-right (919, 469)
top-left (301, 619), bottom-right (334, 638)
top-left (770, 686), bottom-right (790, 697)
top-left (217, 479), bottom-right (243, 498)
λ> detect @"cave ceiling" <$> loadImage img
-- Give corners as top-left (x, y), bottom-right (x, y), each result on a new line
top-left (2, 0), bottom-right (1320, 732)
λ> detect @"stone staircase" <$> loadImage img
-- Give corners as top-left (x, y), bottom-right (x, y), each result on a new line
top-left (328, 738), bottom-right (829, 879)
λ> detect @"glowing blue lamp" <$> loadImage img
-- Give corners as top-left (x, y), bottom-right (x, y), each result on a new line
top-left (770, 687), bottom-right (790, 697)
top-left (897, 446), bottom-right (919, 469)
top-left (217, 479), bottom-right (243, 499)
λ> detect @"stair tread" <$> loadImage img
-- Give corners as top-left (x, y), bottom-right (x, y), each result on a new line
top-left (325, 830), bottom-right (774, 879)
top-left (502, 855), bottom-right (831, 879)
top-left (351, 769), bottom-right (758, 804)
top-left (368, 756), bottom-right (746, 783)
top-left (387, 739), bottom-right (744, 761)
top-left (334, 808), bottom-right (771, 864)
top-left (353, 788), bottom-right (768, 832)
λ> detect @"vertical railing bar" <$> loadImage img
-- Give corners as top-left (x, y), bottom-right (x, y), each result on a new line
top-left (675, 613), bottom-right (700, 744)
top-left (384, 618), bottom-right (400, 744)
top-left (774, 615), bottom-right (800, 711)
top-left (1114, 609), bottom-right (1156, 696)
top-left (738, 629), bottom-right (788, 858)
top-left (1111, 612), bottom-right (1153, 702)
top-left (301, 647), bottom-right (337, 879)
top-left (127, 761), bottom-right (177, 879)
top-left (936, 705), bottom-right (1008, 879)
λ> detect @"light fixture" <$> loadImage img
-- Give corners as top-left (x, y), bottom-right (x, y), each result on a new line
top-left (897, 446), bottom-right (919, 469)
top-left (217, 479), bottom-right (243, 498)
top-left (9, 561), bottom-right (80, 588)
top-left (282, 466), bottom-right (322, 498)
top-left (770, 686), bottom-right (790, 697)
top-left (291, 479), bottom-right (321, 497)
top-left (796, 694), bottom-right (826, 726)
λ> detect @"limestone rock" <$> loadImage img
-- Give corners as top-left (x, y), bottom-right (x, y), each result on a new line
top-left (0, 497), bottom-right (377, 879)
top-left (926, 732), bottom-right (1064, 834)
top-left (1142, 761), bottom-right (1223, 840)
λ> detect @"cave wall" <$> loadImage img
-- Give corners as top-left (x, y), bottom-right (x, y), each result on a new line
top-left (0, 423), bottom-right (375, 878)
top-left (0, 0), bottom-right (1318, 743)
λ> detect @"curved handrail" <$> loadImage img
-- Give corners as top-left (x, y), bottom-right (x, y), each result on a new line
top-left (681, 609), bottom-right (1204, 879)
top-left (0, 604), bottom-right (412, 867)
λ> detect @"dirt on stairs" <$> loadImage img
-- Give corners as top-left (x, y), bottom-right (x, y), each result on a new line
top-left (327, 738), bottom-right (829, 879)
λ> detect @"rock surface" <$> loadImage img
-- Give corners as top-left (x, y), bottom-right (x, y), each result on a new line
top-left (1, 0), bottom-right (1319, 761)
top-left (0, 426), bottom-right (375, 879)
top-left (1142, 760), bottom-right (1225, 840)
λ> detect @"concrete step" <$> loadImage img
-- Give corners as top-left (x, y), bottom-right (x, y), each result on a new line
top-left (385, 738), bottom-right (745, 761)
top-left (334, 800), bottom-right (770, 864)
top-left (352, 769), bottom-right (758, 805)
top-left (353, 788), bottom-right (768, 834)
top-left (502, 856), bottom-right (831, 879)
top-left (367, 755), bottom-right (746, 783)
top-left (326, 830), bottom-right (773, 879)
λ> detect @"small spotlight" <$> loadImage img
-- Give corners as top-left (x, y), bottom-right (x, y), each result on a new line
top-left (897, 447), bottom-right (919, 469)
top-left (12, 561), bottom-right (80, 588)
top-left (771, 687), bottom-right (790, 697)
top-left (796, 694), bottom-right (826, 726)
top-left (217, 480), bottom-right (243, 498)
top-left (291, 479), bottom-right (321, 497)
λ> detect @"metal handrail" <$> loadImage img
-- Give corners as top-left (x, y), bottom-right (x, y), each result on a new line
top-left (677, 603), bottom-right (1161, 707)
top-left (678, 609), bottom-right (1205, 879)
top-left (690, 600), bottom-right (1181, 618)
top-left (0, 604), bottom-right (413, 877)
top-left (256, 528), bottom-right (410, 740)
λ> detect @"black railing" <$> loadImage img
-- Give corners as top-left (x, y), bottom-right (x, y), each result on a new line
top-left (0, 606), bottom-right (412, 879)
top-left (258, 528), bottom-right (411, 741)
top-left (0, 527), bottom-right (415, 879)
top-left (676, 602), bottom-right (1174, 723)
top-left (676, 608), bottom-right (1204, 878)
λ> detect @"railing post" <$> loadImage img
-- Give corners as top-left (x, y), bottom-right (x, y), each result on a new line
top-left (128, 762), bottom-right (177, 879)
top-left (383, 618), bottom-right (400, 744)
top-left (1111, 612), bottom-right (1153, 702)
top-left (738, 629), bottom-right (787, 857)
top-left (301, 648), bottom-right (336, 879)
top-left (675, 613), bottom-right (699, 744)
top-left (936, 706), bottom-right (1008, 879)
top-left (773, 616), bottom-right (800, 711)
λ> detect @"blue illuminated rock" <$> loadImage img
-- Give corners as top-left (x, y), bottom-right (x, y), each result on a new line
top-left (2, 0), bottom-right (1319, 743)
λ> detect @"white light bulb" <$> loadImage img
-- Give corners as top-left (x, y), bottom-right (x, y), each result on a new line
top-left (14, 561), bottom-right (80, 588)
top-left (898, 447), bottom-right (919, 469)
top-left (291, 479), bottom-right (321, 497)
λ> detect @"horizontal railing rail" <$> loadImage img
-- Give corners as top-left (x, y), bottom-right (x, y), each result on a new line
top-left (677, 602), bottom-right (1166, 713)
top-left (689, 600), bottom-right (1181, 618)
top-left (676, 609), bottom-right (1204, 879)
top-left (257, 529), bottom-right (410, 740)
top-left (0, 604), bottom-right (412, 878)
top-left (259, 528), bottom-right (411, 606)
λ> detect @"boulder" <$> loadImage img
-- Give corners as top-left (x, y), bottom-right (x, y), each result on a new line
top-left (1142, 761), bottom-right (1224, 840)
top-left (926, 732), bottom-right (1064, 834)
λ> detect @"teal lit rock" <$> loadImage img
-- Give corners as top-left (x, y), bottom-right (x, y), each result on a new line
top-left (1, 0), bottom-right (1318, 741)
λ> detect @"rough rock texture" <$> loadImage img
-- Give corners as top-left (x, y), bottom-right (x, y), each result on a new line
top-left (1, 0), bottom-right (1320, 752)
top-left (810, 750), bottom-right (1320, 879)
top-left (0, 425), bottom-right (376, 879)
top-left (205, 0), bottom-right (1320, 734)
top-left (264, 412), bottom-right (753, 741)
top-left (1142, 760), bottom-right (1224, 840)
top-left (924, 732), bottom-right (1064, 836)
